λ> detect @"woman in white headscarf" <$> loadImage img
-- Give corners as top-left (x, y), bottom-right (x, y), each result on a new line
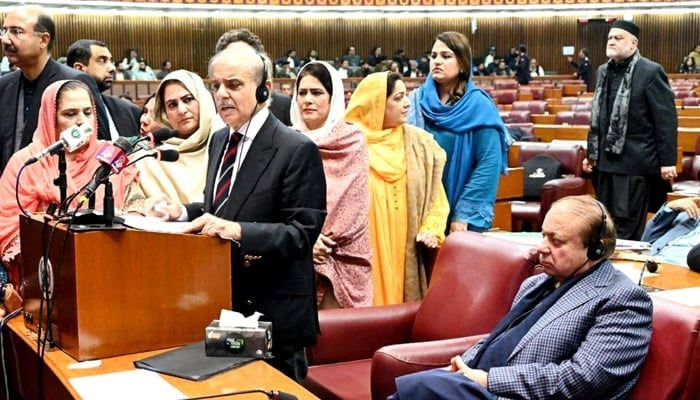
top-left (291, 61), bottom-right (372, 308)
top-left (125, 70), bottom-right (223, 212)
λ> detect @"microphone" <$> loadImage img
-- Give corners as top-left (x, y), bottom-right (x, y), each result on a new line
top-left (79, 137), bottom-right (133, 203)
top-left (147, 127), bottom-right (178, 146)
top-left (637, 259), bottom-right (659, 286)
top-left (127, 128), bottom-right (178, 154)
top-left (181, 388), bottom-right (298, 400)
top-left (155, 148), bottom-right (179, 162)
top-left (124, 148), bottom-right (180, 168)
top-left (24, 124), bottom-right (92, 165)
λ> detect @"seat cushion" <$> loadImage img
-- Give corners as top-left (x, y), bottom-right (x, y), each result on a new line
top-left (304, 359), bottom-right (372, 400)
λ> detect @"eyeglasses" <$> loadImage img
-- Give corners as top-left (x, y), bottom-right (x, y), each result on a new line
top-left (0, 27), bottom-right (43, 39)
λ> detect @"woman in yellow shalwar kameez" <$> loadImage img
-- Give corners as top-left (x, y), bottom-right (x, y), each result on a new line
top-left (345, 72), bottom-right (449, 305)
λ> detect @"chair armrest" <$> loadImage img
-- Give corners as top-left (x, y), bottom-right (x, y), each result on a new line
top-left (370, 334), bottom-right (488, 400)
top-left (307, 301), bottom-right (421, 365)
top-left (539, 177), bottom-right (586, 223)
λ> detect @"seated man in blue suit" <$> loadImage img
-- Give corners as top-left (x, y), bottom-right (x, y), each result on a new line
top-left (389, 195), bottom-right (653, 400)
top-left (641, 197), bottom-right (700, 269)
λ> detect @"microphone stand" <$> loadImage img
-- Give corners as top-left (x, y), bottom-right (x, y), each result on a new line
top-left (53, 152), bottom-right (67, 211)
top-left (103, 178), bottom-right (115, 227)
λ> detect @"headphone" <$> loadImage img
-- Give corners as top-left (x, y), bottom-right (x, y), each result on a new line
top-left (586, 200), bottom-right (607, 260)
top-left (255, 54), bottom-right (270, 104)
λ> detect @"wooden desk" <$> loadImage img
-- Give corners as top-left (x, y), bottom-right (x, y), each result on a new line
top-left (546, 104), bottom-right (570, 114)
top-left (563, 84), bottom-right (587, 96)
top-left (496, 167), bottom-right (524, 200)
top-left (677, 128), bottom-right (700, 154)
top-left (678, 107), bottom-right (700, 117)
top-left (612, 257), bottom-right (700, 292)
top-left (532, 124), bottom-right (589, 142)
top-left (2, 318), bottom-right (319, 400)
top-left (679, 116), bottom-right (700, 128)
top-left (531, 114), bottom-right (557, 125)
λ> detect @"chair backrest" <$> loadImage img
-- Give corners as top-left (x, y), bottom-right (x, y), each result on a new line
top-left (513, 100), bottom-right (547, 114)
top-left (410, 232), bottom-right (535, 342)
top-left (555, 111), bottom-right (574, 124)
top-left (507, 110), bottom-right (532, 123)
top-left (572, 111), bottom-right (591, 125)
top-left (491, 89), bottom-right (518, 105)
top-left (628, 297), bottom-right (700, 400)
top-left (683, 97), bottom-right (700, 107)
top-left (495, 79), bottom-right (519, 90)
top-left (518, 142), bottom-right (586, 176)
top-left (529, 86), bottom-right (545, 100)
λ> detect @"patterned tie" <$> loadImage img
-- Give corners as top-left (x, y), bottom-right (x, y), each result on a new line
top-left (212, 131), bottom-right (243, 215)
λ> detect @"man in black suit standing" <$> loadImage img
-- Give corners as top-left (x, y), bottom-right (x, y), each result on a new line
top-left (0, 5), bottom-right (111, 173)
top-left (214, 28), bottom-right (292, 126)
top-left (569, 48), bottom-right (593, 91)
top-left (67, 39), bottom-right (140, 140)
top-left (583, 20), bottom-right (677, 240)
top-left (147, 45), bottom-right (326, 381)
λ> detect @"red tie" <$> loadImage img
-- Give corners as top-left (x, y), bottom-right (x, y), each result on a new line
top-left (212, 131), bottom-right (243, 215)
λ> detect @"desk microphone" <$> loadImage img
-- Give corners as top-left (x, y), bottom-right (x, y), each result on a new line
top-left (182, 389), bottom-right (298, 400)
top-left (637, 259), bottom-right (659, 286)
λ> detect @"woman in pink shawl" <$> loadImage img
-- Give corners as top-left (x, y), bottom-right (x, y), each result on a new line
top-left (0, 80), bottom-right (135, 286)
top-left (291, 61), bottom-right (373, 308)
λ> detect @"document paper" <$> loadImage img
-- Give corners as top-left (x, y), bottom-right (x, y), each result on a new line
top-left (69, 369), bottom-right (185, 400)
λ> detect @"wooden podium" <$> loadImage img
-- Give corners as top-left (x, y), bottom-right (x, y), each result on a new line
top-left (18, 215), bottom-right (232, 361)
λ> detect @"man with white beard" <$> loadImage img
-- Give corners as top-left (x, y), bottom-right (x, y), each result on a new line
top-left (582, 20), bottom-right (677, 240)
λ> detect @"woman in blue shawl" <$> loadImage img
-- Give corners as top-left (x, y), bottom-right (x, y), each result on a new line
top-left (408, 31), bottom-right (510, 233)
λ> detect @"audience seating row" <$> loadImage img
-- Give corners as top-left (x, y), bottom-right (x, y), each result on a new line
top-left (303, 233), bottom-right (700, 400)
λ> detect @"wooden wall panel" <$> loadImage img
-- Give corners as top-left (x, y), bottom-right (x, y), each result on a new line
top-left (1, 12), bottom-right (698, 81)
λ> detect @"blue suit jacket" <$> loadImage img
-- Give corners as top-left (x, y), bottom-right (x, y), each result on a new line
top-left (463, 261), bottom-right (652, 400)
top-left (641, 206), bottom-right (700, 255)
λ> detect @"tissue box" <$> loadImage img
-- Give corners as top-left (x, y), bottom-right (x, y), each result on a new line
top-left (205, 320), bottom-right (273, 358)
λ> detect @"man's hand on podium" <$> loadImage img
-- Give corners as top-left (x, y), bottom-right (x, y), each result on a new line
top-left (145, 195), bottom-right (183, 221)
top-left (182, 213), bottom-right (242, 241)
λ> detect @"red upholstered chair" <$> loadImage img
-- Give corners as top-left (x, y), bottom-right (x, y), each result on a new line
top-left (511, 142), bottom-right (587, 231)
top-left (555, 111), bottom-right (574, 124)
top-left (501, 110), bottom-right (531, 124)
top-left (683, 97), bottom-right (700, 107)
top-left (494, 79), bottom-right (519, 90)
top-left (512, 100), bottom-right (547, 114)
top-left (674, 90), bottom-right (695, 99)
top-left (370, 295), bottom-right (700, 400)
top-left (529, 86), bottom-right (545, 100)
top-left (555, 111), bottom-right (590, 125)
top-left (673, 155), bottom-right (700, 193)
top-left (490, 89), bottom-right (518, 105)
top-left (628, 298), bottom-right (700, 400)
top-left (570, 103), bottom-right (592, 111)
top-left (560, 97), bottom-right (592, 105)
top-left (303, 232), bottom-right (536, 400)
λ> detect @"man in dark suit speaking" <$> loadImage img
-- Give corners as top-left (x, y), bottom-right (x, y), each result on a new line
top-left (147, 45), bottom-right (326, 381)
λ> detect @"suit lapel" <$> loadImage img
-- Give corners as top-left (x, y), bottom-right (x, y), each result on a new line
top-left (508, 262), bottom-right (613, 361)
top-left (1, 74), bottom-right (20, 167)
top-left (222, 115), bottom-right (277, 220)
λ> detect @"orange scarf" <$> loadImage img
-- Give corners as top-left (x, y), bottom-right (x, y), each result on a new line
top-left (0, 80), bottom-right (135, 283)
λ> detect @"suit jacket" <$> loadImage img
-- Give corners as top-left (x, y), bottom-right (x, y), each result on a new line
top-left (0, 58), bottom-right (111, 173)
top-left (588, 55), bottom-right (677, 175)
top-left (463, 261), bottom-right (652, 400)
top-left (641, 206), bottom-right (700, 254)
top-left (186, 113), bottom-right (326, 349)
top-left (102, 95), bottom-right (141, 137)
top-left (270, 92), bottom-right (292, 126)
